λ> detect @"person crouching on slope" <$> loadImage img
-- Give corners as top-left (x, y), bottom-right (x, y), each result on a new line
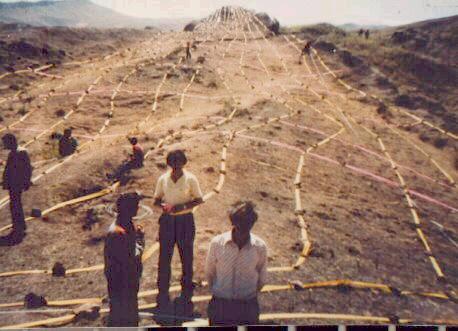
top-left (153, 149), bottom-right (204, 311)
top-left (104, 192), bottom-right (145, 326)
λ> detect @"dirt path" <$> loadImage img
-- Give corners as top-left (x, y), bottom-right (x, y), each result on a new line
top-left (0, 7), bottom-right (456, 328)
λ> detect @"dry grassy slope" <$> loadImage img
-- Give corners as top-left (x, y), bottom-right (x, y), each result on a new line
top-left (0, 24), bottom-right (157, 71)
top-left (287, 15), bottom-right (458, 142)
top-left (0, 7), bottom-right (456, 327)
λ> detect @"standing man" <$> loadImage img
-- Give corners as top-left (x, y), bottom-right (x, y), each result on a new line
top-left (58, 128), bottom-right (78, 157)
top-left (153, 149), bottom-right (203, 310)
top-left (365, 29), bottom-right (370, 39)
top-left (185, 41), bottom-right (192, 61)
top-left (2, 133), bottom-right (32, 242)
top-left (205, 201), bottom-right (268, 326)
top-left (104, 192), bottom-right (145, 326)
top-left (299, 41), bottom-right (311, 64)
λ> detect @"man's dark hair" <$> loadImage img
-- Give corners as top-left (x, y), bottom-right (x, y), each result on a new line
top-left (2, 133), bottom-right (17, 149)
top-left (116, 192), bottom-right (141, 218)
top-left (166, 149), bottom-right (187, 167)
top-left (63, 128), bottom-right (72, 136)
top-left (129, 137), bottom-right (138, 145)
top-left (229, 201), bottom-right (258, 224)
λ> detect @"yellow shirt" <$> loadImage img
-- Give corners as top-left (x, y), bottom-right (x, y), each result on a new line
top-left (153, 169), bottom-right (203, 215)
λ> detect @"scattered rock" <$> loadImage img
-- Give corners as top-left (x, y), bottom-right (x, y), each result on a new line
top-left (183, 21), bottom-right (197, 32)
top-left (348, 246), bottom-right (361, 256)
top-left (394, 94), bottom-right (415, 109)
top-left (52, 262), bottom-right (66, 277)
top-left (291, 241), bottom-right (303, 252)
top-left (55, 109), bottom-right (66, 117)
top-left (206, 81), bottom-right (218, 89)
top-left (205, 166), bottom-right (215, 173)
top-left (376, 103), bottom-right (391, 118)
top-left (73, 303), bottom-right (101, 321)
top-left (31, 208), bottom-right (42, 218)
top-left (259, 191), bottom-right (269, 198)
top-left (196, 56), bottom-right (205, 64)
top-left (310, 243), bottom-right (335, 259)
top-left (433, 138), bottom-right (448, 149)
top-left (24, 293), bottom-right (47, 308)
top-left (9, 83), bottom-right (20, 91)
top-left (156, 162), bottom-right (167, 170)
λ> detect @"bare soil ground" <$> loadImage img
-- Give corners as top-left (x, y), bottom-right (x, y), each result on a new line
top-left (0, 8), bottom-right (456, 327)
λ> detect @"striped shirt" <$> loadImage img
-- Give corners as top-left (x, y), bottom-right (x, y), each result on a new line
top-left (205, 231), bottom-right (268, 300)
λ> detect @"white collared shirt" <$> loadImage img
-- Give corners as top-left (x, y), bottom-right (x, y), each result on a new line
top-left (153, 169), bottom-right (203, 206)
top-left (205, 231), bottom-right (268, 300)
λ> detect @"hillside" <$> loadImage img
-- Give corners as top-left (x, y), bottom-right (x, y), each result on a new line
top-left (287, 15), bottom-right (458, 143)
top-left (0, 23), bottom-right (156, 73)
top-left (0, 0), bottom-right (164, 29)
top-left (0, 6), bottom-right (456, 328)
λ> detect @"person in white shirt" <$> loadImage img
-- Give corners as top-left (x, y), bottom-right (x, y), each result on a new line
top-left (153, 149), bottom-right (203, 310)
top-left (205, 201), bottom-right (268, 325)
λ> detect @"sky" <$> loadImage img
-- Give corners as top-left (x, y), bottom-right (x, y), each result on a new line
top-left (2, 0), bottom-right (458, 25)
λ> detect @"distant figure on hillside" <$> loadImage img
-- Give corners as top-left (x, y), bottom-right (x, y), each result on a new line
top-left (358, 28), bottom-right (364, 37)
top-left (104, 192), bottom-right (145, 326)
top-left (186, 41), bottom-right (192, 60)
top-left (206, 201), bottom-right (268, 325)
top-left (128, 137), bottom-right (144, 168)
top-left (153, 149), bottom-right (204, 312)
top-left (299, 40), bottom-right (312, 64)
top-left (107, 137), bottom-right (144, 182)
top-left (1, 133), bottom-right (32, 244)
top-left (365, 29), bottom-right (370, 39)
top-left (58, 128), bottom-right (78, 157)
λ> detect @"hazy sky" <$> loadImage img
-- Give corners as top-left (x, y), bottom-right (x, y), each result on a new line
top-left (2, 0), bottom-right (458, 25)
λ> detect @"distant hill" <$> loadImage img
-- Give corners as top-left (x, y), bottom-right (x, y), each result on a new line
top-left (0, 0), bottom-right (185, 29)
top-left (338, 23), bottom-right (389, 31)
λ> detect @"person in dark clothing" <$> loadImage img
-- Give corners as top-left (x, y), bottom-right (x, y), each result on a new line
top-left (365, 29), bottom-right (370, 39)
top-left (107, 137), bottom-right (144, 182)
top-left (185, 41), bottom-right (192, 61)
top-left (104, 192), bottom-right (145, 326)
top-left (358, 28), bottom-right (364, 37)
top-left (153, 150), bottom-right (204, 311)
top-left (1, 133), bottom-right (32, 242)
top-left (299, 41), bottom-right (312, 64)
top-left (58, 128), bottom-right (78, 157)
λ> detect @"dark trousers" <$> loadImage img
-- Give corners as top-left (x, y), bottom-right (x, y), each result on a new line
top-left (9, 189), bottom-right (25, 235)
top-left (208, 296), bottom-right (259, 326)
top-left (107, 281), bottom-right (139, 326)
top-left (186, 49), bottom-right (191, 60)
top-left (157, 213), bottom-right (195, 301)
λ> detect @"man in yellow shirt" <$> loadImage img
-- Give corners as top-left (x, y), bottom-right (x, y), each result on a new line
top-left (153, 149), bottom-right (203, 311)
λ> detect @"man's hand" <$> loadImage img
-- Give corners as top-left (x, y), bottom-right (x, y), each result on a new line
top-left (161, 203), bottom-right (173, 214)
top-left (24, 182), bottom-right (32, 191)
